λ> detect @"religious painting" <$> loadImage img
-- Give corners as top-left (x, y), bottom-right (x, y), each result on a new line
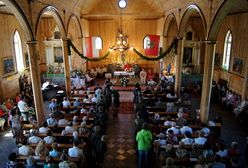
top-left (54, 47), bottom-right (63, 63)
top-left (214, 53), bottom-right (222, 67)
top-left (2, 57), bottom-right (15, 76)
top-left (183, 47), bottom-right (193, 64)
top-left (232, 57), bottom-right (244, 74)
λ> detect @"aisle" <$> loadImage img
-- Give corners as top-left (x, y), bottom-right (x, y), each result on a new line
top-left (103, 91), bottom-right (137, 168)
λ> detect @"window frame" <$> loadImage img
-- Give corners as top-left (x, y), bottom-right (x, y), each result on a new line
top-left (13, 30), bottom-right (25, 72)
top-left (222, 29), bottom-right (233, 71)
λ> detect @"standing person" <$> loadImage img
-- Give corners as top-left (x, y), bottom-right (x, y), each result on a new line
top-left (136, 123), bottom-right (153, 168)
top-left (10, 108), bottom-right (23, 145)
top-left (133, 83), bottom-right (142, 113)
top-left (140, 69), bottom-right (147, 85)
top-left (17, 96), bottom-right (30, 121)
top-left (110, 86), bottom-right (120, 117)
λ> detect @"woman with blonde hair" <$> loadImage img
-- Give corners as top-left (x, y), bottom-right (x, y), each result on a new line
top-left (35, 140), bottom-right (48, 156)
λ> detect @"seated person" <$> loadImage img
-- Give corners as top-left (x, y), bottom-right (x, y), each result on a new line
top-left (72, 116), bottom-right (79, 126)
top-left (166, 102), bottom-right (177, 112)
top-left (28, 129), bottom-right (42, 144)
top-left (59, 152), bottom-right (77, 168)
top-left (58, 116), bottom-right (68, 126)
top-left (164, 116), bottom-right (172, 126)
top-left (73, 97), bottom-right (81, 107)
top-left (48, 98), bottom-right (57, 112)
top-left (79, 122), bottom-right (90, 135)
top-left (43, 130), bottom-right (54, 144)
top-left (39, 121), bottom-right (50, 134)
top-left (83, 95), bottom-right (91, 103)
top-left (68, 140), bottom-right (84, 158)
top-left (154, 133), bottom-right (166, 146)
top-left (180, 122), bottom-right (193, 135)
top-left (47, 113), bottom-right (57, 127)
top-left (49, 143), bottom-right (61, 158)
top-left (166, 129), bottom-right (178, 145)
top-left (85, 71), bottom-right (95, 86)
top-left (62, 97), bottom-right (70, 108)
top-left (35, 140), bottom-right (48, 156)
top-left (166, 122), bottom-right (179, 135)
top-left (180, 131), bottom-right (194, 145)
top-left (64, 122), bottom-right (75, 134)
top-left (176, 112), bottom-right (187, 127)
top-left (7, 152), bottom-right (23, 168)
top-left (19, 138), bottom-right (35, 156)
top-left (155, 98), bottom-right (166, 108)
top-left (194, 131), bottom-right (207, 145)
top-left (200, 123), bottom-right (210, 136)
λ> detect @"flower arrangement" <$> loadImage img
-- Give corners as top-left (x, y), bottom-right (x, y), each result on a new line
top-left (120, 76), bottom-right (129, 87)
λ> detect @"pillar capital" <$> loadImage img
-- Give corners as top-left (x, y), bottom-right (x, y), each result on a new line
top-left (26, 40), bottom-right (38, 45)
top-left (203, 40), bottom-right (216, 44)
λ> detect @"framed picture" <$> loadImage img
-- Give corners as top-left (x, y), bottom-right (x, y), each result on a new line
top-left (183, 47), bottom-right (193, 64)
top-left (2, 57), bottom-right (15, 76)
top-left (54, 47), bottom-right (63, 63)
top-left (232, 57), bottom-right (244, 74)
top-left (214, 53), bottom-right (222, 67)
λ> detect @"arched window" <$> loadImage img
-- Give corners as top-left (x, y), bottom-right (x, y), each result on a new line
top-left (14, 30), bottom-right (24, 72)
top-left (95, 36), bottom-right (102, 49)
top-left (222, 30), bottom-right (232, 70)
top-left (143, 35), bottom-right (151, 49)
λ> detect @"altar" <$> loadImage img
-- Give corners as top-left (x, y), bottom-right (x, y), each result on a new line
top-left (114, 71), bottom-right (135, 78)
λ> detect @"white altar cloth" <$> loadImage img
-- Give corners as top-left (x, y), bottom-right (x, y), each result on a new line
top-left (114, 71), bottom-right (135, 78)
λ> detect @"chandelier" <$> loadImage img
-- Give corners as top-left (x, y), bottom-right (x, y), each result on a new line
top-left (109, 0), bottom-right (130, 53)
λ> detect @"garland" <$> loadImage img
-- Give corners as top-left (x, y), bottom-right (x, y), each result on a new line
top-left (67, 39), bottom-right (110, 62)
top-left (133, 38), bottom-right (178, 61)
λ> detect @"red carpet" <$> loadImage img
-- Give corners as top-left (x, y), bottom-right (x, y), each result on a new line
top-left (119, 102), bottom-right (134, 114)
top-left (118, 91), bottom-right (134, 114)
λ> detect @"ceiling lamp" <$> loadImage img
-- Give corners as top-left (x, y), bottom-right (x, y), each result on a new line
top-left (109, 0), bottom-right (130, 53)
top-left (118, 0), bottom-right (127, 9)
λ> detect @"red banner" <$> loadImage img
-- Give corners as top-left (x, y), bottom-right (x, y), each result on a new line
top-left (144, 35), bottom-right (160, 56)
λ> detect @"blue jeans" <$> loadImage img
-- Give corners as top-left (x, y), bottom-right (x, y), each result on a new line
top-left (138, 150), bottom-right (149, 168)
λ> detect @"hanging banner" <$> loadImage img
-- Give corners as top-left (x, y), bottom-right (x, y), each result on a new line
top-left (83, 37), bottom-right (100, 58)
top-left (144, 35), bottom-right (160, 56)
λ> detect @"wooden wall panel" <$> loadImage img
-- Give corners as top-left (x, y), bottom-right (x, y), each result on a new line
top-left (87, 19), bottom-right (158, 71)
top-left (68, 18), bottom-right (84, 71)
top-left (214, 13), bottom-right (248, 95)
top-left (0, 14), bottom-right (29, 99)
top-left (37, 17), bottom-right (57, 70)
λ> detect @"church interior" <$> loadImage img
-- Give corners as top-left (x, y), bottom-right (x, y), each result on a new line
top-left (0, 0), bottom-right (248, 167)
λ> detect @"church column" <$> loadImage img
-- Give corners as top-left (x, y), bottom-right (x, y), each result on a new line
top-left (62, 39), bottom-right (71, 96)
top-left (242, 59), bottom-right (248, 100)
top-left (26, 41), bottom-right (44, 125)
top-left (174, 38), bottom-right (184, 97)
top-left (200, 41), bottom-right (216, 123)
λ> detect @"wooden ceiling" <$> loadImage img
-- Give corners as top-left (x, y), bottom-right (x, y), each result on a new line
top-left (0, 0), bottom-right (248, 19)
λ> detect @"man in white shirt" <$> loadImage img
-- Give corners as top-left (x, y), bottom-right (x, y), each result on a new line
top-left (28, 129), bottom-right (42, 144)
top-left (43, 130), bottom-right (54, 144)
top-left (19, 138), bottom-right (34, 156)
top-left (166, 122), bottom-right (180, 135)
top-left (39, 121), bottom-right (50, 134)
top-left (180, 123), bottom-right (193, 135)
top-left (58, 116), bottom-right (68, 126)
top-left (181, 131), bottom-right (194, 145)
top-left (68, 140), bottom-right (84, 158)
top-left (47, 113), bottom-right (57, 127)
top-left (194, 131), bottom-right (207, 145)
top-left (62, 97), bottom-right (70, 108)
top-left (17, 96), bottom-right (30, 121)
top-left (64, 122), bottom-right (75, 134)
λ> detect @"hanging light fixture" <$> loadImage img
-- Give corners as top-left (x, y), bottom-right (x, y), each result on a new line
top-left (109, 0), bottom-right (130, 53)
